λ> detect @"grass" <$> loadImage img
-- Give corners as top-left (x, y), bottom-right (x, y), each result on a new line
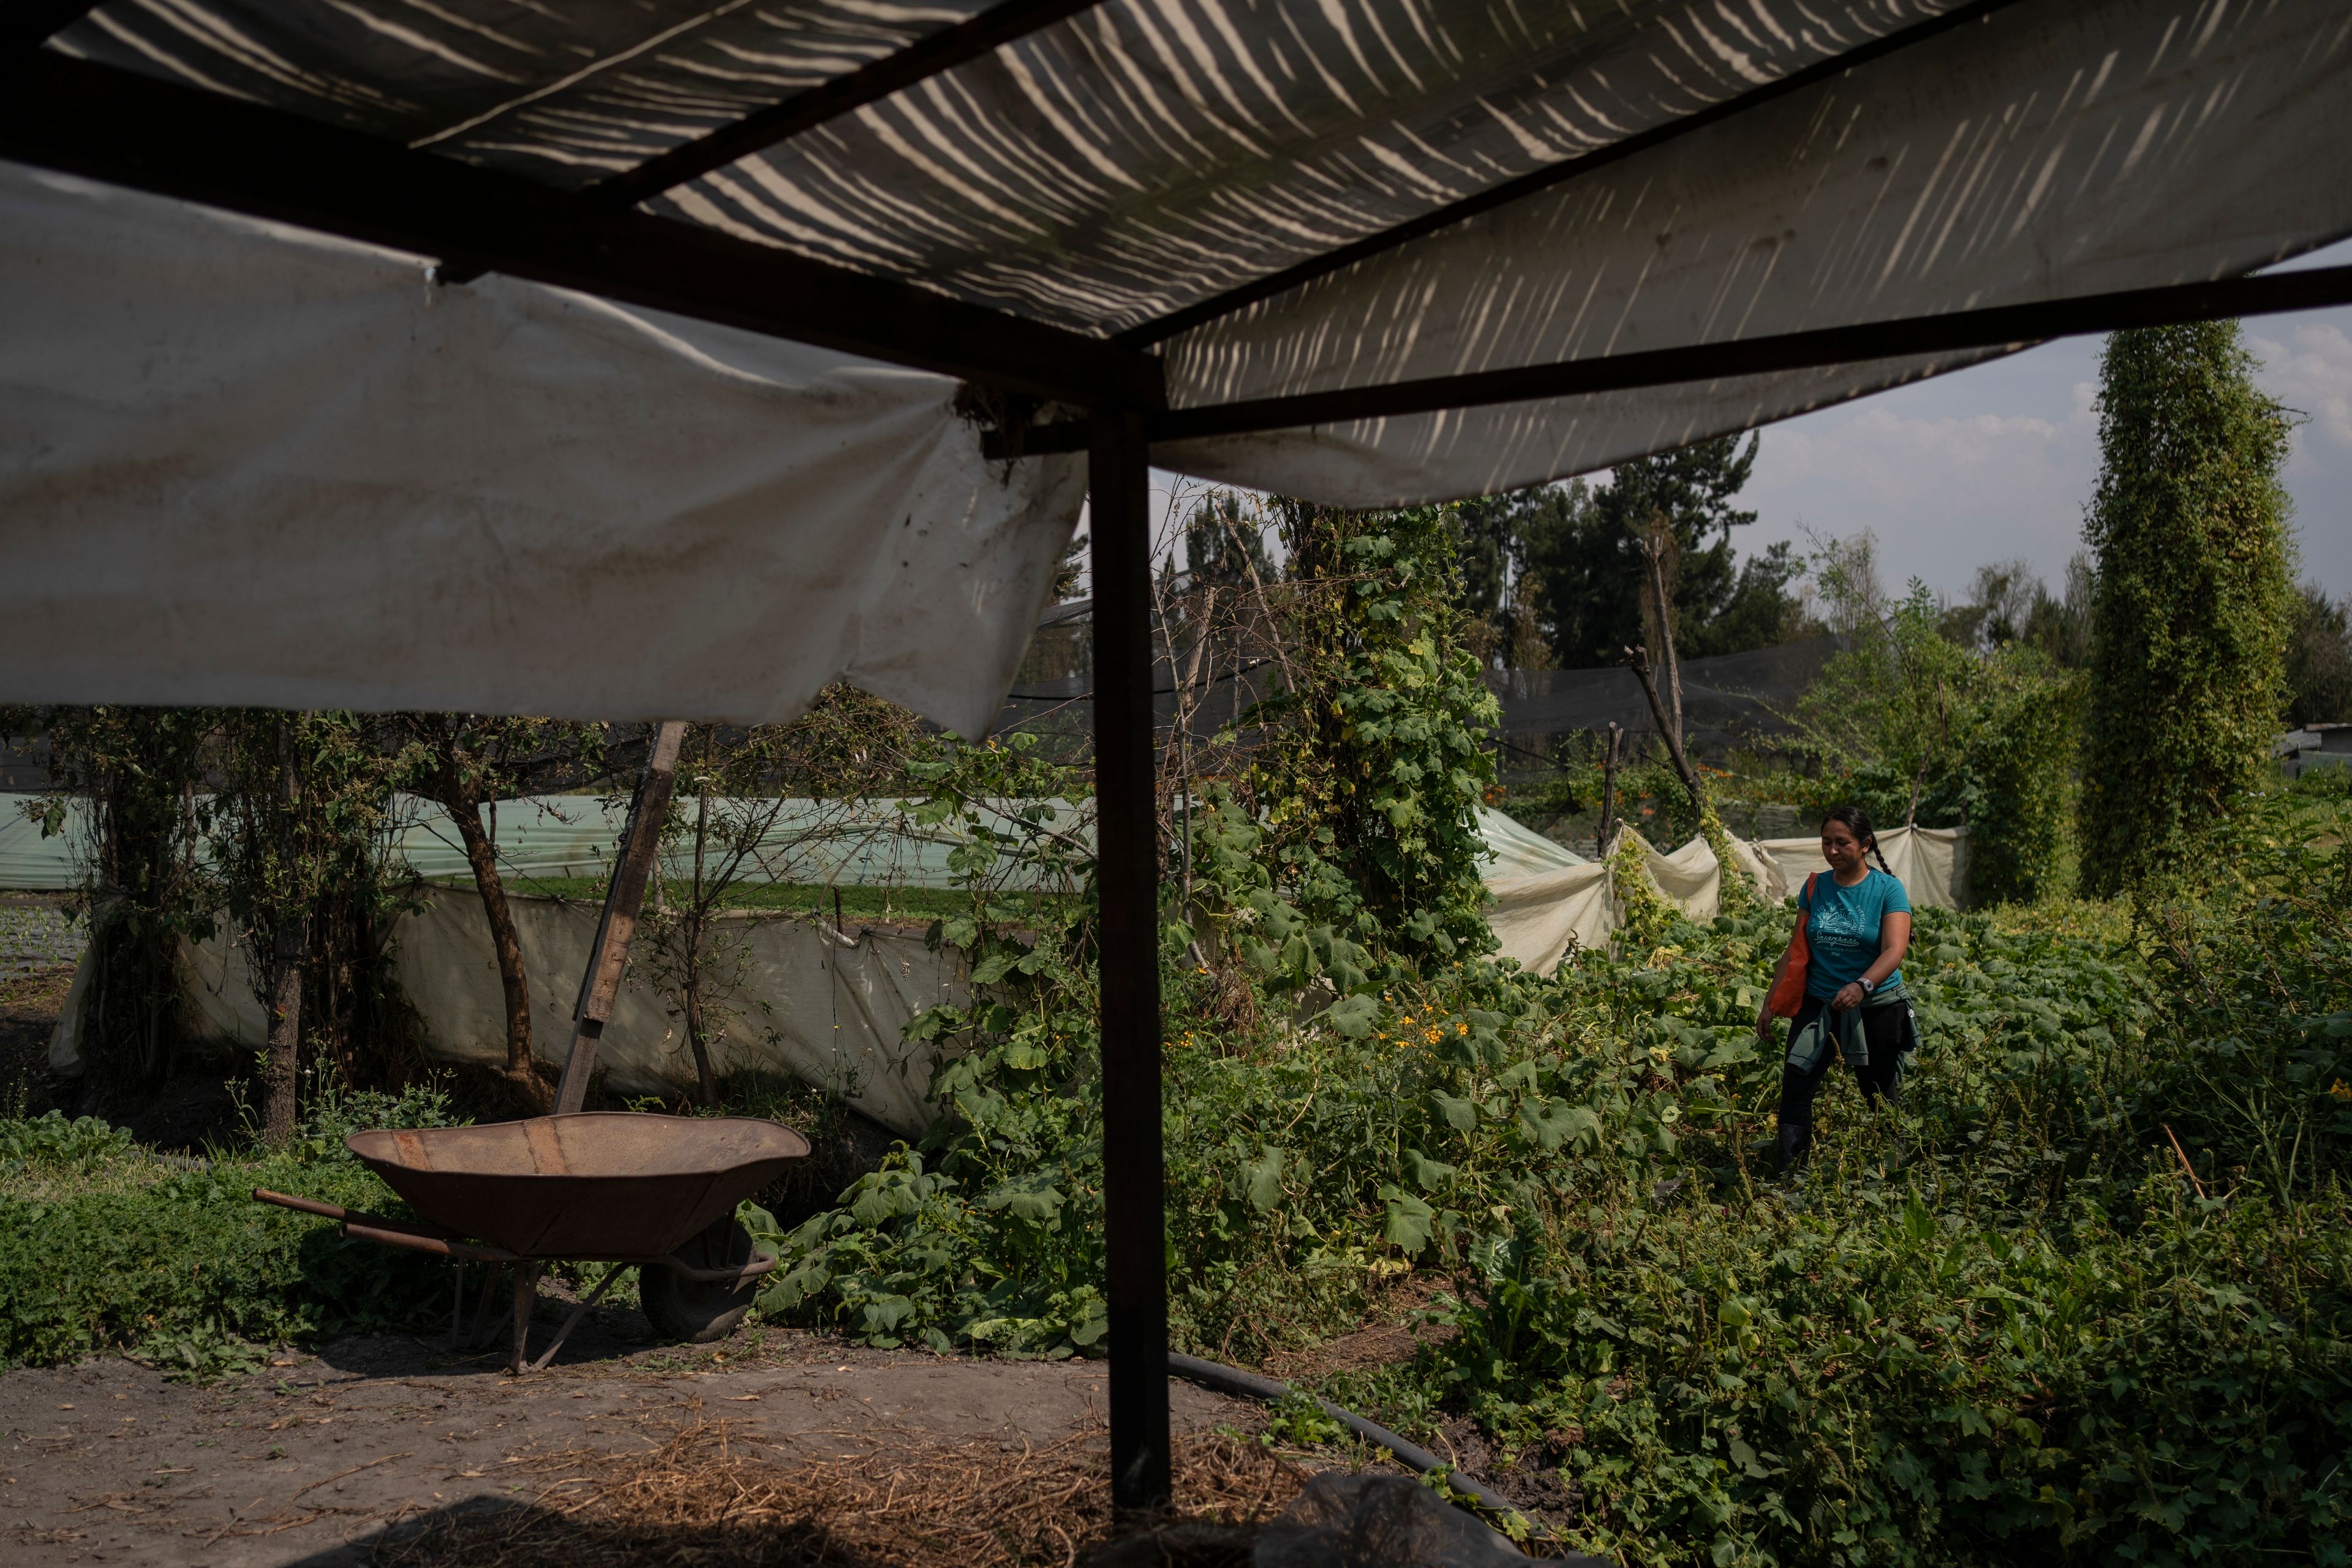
top-left (419, 877), bottom-right (1059, 924)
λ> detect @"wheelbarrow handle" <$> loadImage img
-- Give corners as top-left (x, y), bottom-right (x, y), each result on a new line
top-left (344, 1220), bottom-right (518, 1265)
top-left (251, 1187), bottom-right (769, 1278)
top-left (252, 1187), bottom-right (349, 1221)
top-left (252, 1187), bottom-right (521, 1265)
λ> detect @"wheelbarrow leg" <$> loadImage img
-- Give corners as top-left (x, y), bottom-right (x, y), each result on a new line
top-left (467, 1263), bottom-right (506, 1351)
top-left (526, 1262), bottom-right (630, 1373)
top-left (510, 1263), bottom-right (542, 1375)
top-left (448, 1262), bottom-right (466, 1352)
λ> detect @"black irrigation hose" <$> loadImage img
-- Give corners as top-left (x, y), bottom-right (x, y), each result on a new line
top-left (1167, 1351), bottom-right (1537, 1528)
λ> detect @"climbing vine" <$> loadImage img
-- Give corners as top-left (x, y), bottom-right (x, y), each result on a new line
top-left (1250, 500), bottom-right (1501, 959)
top-left (1605, 829), bottom-right (1678, 950)
top-left (2078, 321), bottom-right (2294, 894)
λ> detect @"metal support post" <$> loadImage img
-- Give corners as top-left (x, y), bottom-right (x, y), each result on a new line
top-left (553, 719), bottom-right (687, 1114)
top-left (1088, 409), bottom-right (1170, 1510)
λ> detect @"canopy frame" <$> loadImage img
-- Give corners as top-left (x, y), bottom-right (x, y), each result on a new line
top-left (593, 0), bottom-right (1114, 208)
top-left (996, 265), bottom-right (2352, 454)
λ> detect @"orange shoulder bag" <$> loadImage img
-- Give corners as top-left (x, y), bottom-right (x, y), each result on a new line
top-left (1765, 873), bottom-right (1818, 1019)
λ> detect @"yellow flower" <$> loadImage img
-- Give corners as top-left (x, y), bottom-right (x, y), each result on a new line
top-left (2331, 1079), bottom-right (2352, 1101)
top-left (1457, 1022), bottom-right (1469, 1035)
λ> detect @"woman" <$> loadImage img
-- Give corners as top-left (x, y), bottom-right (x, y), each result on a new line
top-left (1754, 805), bottom-right (1916, 1171)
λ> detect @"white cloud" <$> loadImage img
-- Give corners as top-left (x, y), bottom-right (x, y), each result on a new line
top-left (2248, 321), bottom-right (2352, 455)
top-left (1744, 396), bottom-right (2100, 597)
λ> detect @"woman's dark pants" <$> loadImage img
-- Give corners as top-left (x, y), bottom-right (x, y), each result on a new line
top-left (1775, 995), bottom-right (1907, 1171)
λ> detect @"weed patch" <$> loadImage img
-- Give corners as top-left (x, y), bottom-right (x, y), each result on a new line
top-left (0, 1081), bottom-right (461, 1369)
top-left (754, 777), bottom-right (2352, 1564)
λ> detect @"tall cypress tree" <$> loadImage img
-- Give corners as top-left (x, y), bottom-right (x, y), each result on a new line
top-left (2078, 322), bottom-right (2293, 895)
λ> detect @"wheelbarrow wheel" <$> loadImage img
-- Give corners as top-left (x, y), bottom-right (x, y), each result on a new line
top-left (639, 1215), bottom-right (770, 1344)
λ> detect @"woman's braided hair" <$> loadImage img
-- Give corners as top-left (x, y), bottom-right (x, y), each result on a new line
top-left (1820, 804), bottom-right (1896, 877)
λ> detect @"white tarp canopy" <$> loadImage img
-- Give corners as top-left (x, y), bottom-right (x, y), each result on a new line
top-left (0, 2), bottom-right (2346, 732)
top-left (1156, 0), bottom-right (2352, 502)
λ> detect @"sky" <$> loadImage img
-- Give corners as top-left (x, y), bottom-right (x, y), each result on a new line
top-left (1144, 241), bottom-right (2352, 609)
top-left (1740, 241), bottom-right (2352, 605)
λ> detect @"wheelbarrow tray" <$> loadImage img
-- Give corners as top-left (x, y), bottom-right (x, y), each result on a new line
top-left (344, 1112), bottom-right (809, 1261)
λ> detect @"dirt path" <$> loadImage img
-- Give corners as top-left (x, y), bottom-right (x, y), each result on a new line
top-left (0, 1330), bottom-right (1266, 1567)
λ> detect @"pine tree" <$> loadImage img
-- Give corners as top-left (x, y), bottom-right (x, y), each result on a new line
top-left (2078, 322), bottom-right (2293, 895)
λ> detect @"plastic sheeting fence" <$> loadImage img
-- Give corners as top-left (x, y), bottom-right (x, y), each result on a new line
top-left (29, 794), bottom-right (1960, 1129)
top-left (0, 793), bottom-right (1084, 893)
top-left (48, 892), bottom-right (963, 1137)
top-left (7, 795), bottom-right (1587, 892)
top-left (1485, 826), bottom-right (1967, 978)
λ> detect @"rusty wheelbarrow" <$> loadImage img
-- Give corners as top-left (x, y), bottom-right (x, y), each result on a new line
top-left (252, 1112), bottom-right (809, 1372)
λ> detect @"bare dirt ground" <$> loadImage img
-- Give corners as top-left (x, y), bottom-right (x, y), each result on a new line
top-left (0, 1327), bottom-right (1283, 1567)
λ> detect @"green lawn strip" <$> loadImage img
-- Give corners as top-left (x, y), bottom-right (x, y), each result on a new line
top-left (413, 876), bottom-right (1059, 923)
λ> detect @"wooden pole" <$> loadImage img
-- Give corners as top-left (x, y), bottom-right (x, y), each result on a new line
top-left (1089, 410), bottom-right (1170, 1510)
top-left (1597, 722), bottom-right (1623, 857)
top-left (552, 720), bottom-right (688, 1115)
top-left (1640, 518), bottom-right (1684, 753)
top-left (1626, 645), bottom-right (1705, 813)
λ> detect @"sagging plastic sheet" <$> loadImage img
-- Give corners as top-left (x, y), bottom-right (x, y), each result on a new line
top-left (64, 894), bottom-right (967, 1139)
top-left (43, 815), bottom-right (1966, 1121)
top-left (0, 163), bottom-right (1086, 735)
top-left (1485, 826), bottom-right (1965, 978)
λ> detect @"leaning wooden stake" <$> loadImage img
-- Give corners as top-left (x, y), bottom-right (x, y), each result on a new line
top-left (2163, 1124), bottom-right (2208, 1200)
top-left (1597, 722), bottom-right (1623, 857)
top-left (1637, 516), bottom-right (1684, 750)
top-left (552, 720), bottom-right (688, 1115)
top-left (1625, 644), bottom-right (1705, 813)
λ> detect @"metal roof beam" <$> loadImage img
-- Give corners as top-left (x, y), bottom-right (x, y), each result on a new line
top-left (1119, 0), bottom-right (2031, 348)
top-left (0, 53), bottom-right (1163, 410)
top-left (595, 0), bottom-right (1109, 208)
top-left (995, 263), bottom-right (2352, 454)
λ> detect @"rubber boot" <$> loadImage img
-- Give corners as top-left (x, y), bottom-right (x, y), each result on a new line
top-left (1776, 1118), bottom-right (1809, 1175)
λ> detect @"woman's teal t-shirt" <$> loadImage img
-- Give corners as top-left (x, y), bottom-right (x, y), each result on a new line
top-left (1798, 869), bottom-right (1910, 998)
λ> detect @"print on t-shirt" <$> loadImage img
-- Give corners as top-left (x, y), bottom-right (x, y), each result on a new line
top-left (1801, 870), bottom-right (1909, 998)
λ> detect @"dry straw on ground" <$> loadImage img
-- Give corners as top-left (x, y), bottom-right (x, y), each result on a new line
top-left (373, 1420), bottom-right (1310, 1568)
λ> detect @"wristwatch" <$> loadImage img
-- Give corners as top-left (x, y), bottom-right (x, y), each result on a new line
top-left (1858, 976), bottom-right (1877, 995)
